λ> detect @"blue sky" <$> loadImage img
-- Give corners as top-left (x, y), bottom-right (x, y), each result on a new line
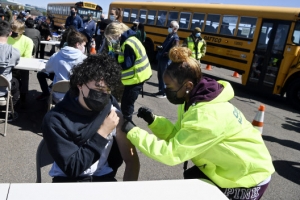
top-left (18, 0), bottom-right (300, 14)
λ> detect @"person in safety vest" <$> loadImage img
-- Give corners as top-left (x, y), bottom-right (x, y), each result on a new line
top-left (104, 22), bottom-right (152, 121)
top-left (183, 27), bottom-right (206, 62)
top-left (121, 47), bottom-right (275, 200)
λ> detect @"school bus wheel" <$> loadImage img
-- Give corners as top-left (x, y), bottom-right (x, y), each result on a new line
top-left (286, 78), bottom-right (300, 110)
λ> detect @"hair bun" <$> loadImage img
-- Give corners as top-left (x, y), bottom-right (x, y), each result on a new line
top-left (169, 47), bottom-right (192, 63)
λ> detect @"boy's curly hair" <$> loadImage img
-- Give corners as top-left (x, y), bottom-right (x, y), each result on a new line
top-left (70, 54), bottom-right (122, 96)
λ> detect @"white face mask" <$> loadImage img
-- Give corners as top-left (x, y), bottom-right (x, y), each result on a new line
top-left (79, 44), bottom-right (85, 53)
top-left (111, 39), bottom-right (118, 44)
top-left (195, 33), bottom-right (201, 37)
top-left (110, 15), bottom-right (115, 21)
top-left (168, 27), bottom-right (173, 34)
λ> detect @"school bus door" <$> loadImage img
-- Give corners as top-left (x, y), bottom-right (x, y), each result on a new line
top-left (247, 20), bottom-right (290, 92)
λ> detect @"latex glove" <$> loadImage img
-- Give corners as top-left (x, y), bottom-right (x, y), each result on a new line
top-left (137, 106), bottom-right (154, 125)
top-left (121, 119), bottom-right (135, 134)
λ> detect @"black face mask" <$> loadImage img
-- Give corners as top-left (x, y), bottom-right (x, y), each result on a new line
top-left (82, 84), bottom-right (110, 112)
top-left (11, 32), bottom-right (19, 38)
top-left (165, 83), bottom-right (186, 105)
top-left (71, 11), bottom-right (75, 16)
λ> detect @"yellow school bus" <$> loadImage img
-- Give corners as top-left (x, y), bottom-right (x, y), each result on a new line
top-left (47, 1), bottom-right (102, 28)
top-left (109, 1), bottom-right (300, 109)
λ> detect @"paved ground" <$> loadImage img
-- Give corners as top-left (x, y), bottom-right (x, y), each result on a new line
top-left (0, 45), bottom-right (299, 199)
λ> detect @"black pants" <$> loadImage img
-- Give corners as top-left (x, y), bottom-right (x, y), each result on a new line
top-left (12, 69), bottom-right (29, 99)
top-left (121, 82), bottom-right (144, 121)
top-left (52, 171), bottom-right (117, 183)
top-left (95, 35), bottom-right (103, 52)
top-left (39, 44), bottom-right (46, 59)
top-left (37, 71), bottom-right (55, 95)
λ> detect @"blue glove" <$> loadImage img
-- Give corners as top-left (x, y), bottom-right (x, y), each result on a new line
top-left (108, 51), bottom-right (115, 58)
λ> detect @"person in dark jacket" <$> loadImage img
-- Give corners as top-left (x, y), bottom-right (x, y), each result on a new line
top-left (81, 13), bottom-right (95, 54)
top-left (65, 7), bottom-right (83, 31)
top-left (42, 54), bottom-right (140, 182)
top-left (24, 17), bottom-right (41, 57)
top-left (37, 21), bottom-right (52, 59)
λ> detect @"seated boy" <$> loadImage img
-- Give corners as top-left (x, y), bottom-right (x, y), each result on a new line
top-left (0, 20), bottom-right (20, 118)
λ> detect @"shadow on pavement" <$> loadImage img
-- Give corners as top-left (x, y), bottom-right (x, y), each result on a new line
top-left (281, 117), bottom-right (300, 133)
top-left (10, 90), bottom-right (48, 136)
top-left (272, 160), bottom-right (300, 185)
top-left (263, 135), bottom-right (300, 152)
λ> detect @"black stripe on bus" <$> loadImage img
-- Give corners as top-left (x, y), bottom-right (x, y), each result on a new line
top-left (206, 42), bottom-right (251, 53)
top-left (205, 52), bottom-right (248, 64)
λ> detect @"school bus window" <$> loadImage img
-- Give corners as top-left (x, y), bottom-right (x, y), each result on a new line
top-left (147, 10), bottom-right (156, 25)
top-left (205, 14), bottom-right (220, 33)
top-left (123, 8), bottom-right (130, 22)
top-left (220, 15), bottom-right (237, 36)
top-left (179, 12), bottom-right (191, 29)
top-left (293, 21), bottom-right (300, 45)
top-left (191, 13), bottom-right (205, 30)
top-left (167, 11), bottom-right (179, 26)
top-left (130, 9), bottom-right (138, 22)
top-left (139, 9), bottom-right (147, 24)
top-left (237, 17), bottom-right (257, 38)
top-left (156, 10), bottom-right (167, 26)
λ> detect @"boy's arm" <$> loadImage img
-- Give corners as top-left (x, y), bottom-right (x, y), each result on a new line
top-left (115, 111), bottom-right (140, 181)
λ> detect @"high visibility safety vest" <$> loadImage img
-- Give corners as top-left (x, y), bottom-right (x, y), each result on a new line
top-left (187, 37), bottom-right (204, 60)
top-left (118, 37), bottom-right (152, 85)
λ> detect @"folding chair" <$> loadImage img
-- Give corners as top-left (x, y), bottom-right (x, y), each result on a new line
top-left (36, 139), bottom-right (54, 183)
top-left (48, 80), bottom-right (70, 111)
top-left (0, 75), bottom-right (16, 137)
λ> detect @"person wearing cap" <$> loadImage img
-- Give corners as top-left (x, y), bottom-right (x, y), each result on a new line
top-left (131, 19), bottom-right (146, 44)
top-left (8, 19), bottom-right (34, 106)
top-left (81, 13), bottom-right (96, 55)
top-left (183, 27), bottom-right (206, 62)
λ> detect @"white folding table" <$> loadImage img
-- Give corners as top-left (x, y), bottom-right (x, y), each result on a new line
top-left (6, 180), bottom-right (228, 200)
top-left (15, 57), bottom-right (47, 71)
top-left (0, 184), bottom-right (10, 200)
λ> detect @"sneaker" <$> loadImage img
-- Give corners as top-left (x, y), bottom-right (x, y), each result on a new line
top-left (7, 112), bottom-right (18, 122)
top-left (155, 93), bottom-right (166, 98)
top-left (36, 93), bottom-right (50, 101)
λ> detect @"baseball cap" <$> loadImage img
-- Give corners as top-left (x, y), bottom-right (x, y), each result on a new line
top-left (194, 27), bottom-right (202, 33)
top-left (133, 19), bottom-right (139, 24)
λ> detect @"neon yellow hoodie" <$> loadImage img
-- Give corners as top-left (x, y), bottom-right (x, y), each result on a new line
top-left (127, 80), bottom-right (274, 188)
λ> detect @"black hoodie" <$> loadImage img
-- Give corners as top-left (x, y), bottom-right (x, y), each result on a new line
top-left (42, 91), bottom-right (122, 178)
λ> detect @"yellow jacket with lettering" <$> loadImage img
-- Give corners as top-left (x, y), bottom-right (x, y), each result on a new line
top-left (118, 37), bottom-right (152, 85)
top-left (127, 80), bottom-right (274, 188)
